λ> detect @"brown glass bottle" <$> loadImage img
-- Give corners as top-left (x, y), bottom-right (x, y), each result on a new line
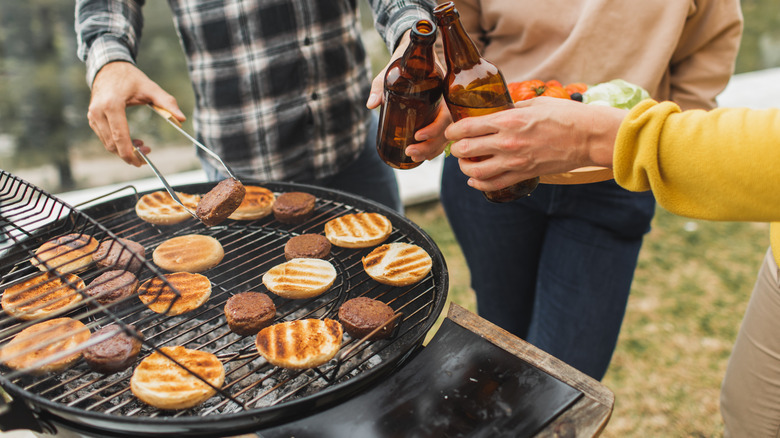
top-left (434, 1), bottom-right (539, 203)
top-left (376, 20), bottom-right (444, 170)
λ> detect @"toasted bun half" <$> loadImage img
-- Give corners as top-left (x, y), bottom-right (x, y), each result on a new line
top-left (324, 213), bottom-right (392, 248)
top-left (131, 346), bottom-right (225, 410)
top-left (31, 233), bottom-right (98, 274)
top-left (262, 258), bottom-right (337, 299)
top-left (137, 272), bottom-right (211, 316)
top-left (152, 234), bottom-right (224, 273)
top-left (2, 272), bottom-right (85, 320)
top-left (0, 317), bottom-right (90, 375)
top-left (362, 242), bottom-right (432, 286)
top-left (255, 319), bottom-right (343, 369)
top-left (135, 191), bottom-right (201, 225)
top-left (228, 185), bottom-right (276, 220)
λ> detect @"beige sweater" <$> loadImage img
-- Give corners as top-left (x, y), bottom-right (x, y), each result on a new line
top-left (452, 0), bottom-right (743, 110)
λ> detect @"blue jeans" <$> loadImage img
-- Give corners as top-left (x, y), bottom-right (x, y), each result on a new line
top-left (440, 156), bottom-right (655, 380)
top-left (200, 111), bottom-right (402, 213)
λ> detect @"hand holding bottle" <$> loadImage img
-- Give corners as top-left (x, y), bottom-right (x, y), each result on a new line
top-left (444, 97), bottom-right (625, 192)
top-left (367, 27), bottom-right (450, 166)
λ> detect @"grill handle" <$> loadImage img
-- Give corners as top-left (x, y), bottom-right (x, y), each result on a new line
top-left (0, 386), bottom-right (49, 434)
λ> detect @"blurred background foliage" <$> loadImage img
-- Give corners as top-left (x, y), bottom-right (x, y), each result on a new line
top-left (0, 0), bottom-right (779, 192)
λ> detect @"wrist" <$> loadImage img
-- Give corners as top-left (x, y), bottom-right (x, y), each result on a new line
top-left (587, 106), bottom-right (626, 168)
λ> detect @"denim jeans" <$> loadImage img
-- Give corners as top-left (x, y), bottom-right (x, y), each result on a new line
top-left (440, 155), bottom-right (655, 380)
top-left (200, 111), bottom-right (402, 213)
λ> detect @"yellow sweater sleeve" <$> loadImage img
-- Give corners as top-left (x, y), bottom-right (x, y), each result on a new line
top-left (614, 99), bottom-right (780, 222)
top-left (614, 99), bottom-right (780, 265)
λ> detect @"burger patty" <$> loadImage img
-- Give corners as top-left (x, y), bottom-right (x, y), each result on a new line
top-left (338, 297), bottom-right (398, 340)
top-left (284, 234), bottom-right (331, 260)
top-left (196, 178), bottom-right (246, 227)
top-left (83, 324), bottom-right (144, 374)
top-left (273, 192), bottom-right (316, 224)
top-left (224, 292), bottom-right (276, 336)
top-left (84, 270), bottom-right (139, 306)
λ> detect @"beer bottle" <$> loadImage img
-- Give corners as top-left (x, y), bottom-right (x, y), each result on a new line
top-left (434, 1), bottom-right (539, 202)
top-left (376, 19), bottom-right (444, 170)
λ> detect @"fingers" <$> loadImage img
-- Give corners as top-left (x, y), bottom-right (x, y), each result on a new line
top-left (88, 61), bottom-right (182, 166)
top-left (405, 103), bottom-right (452, 162)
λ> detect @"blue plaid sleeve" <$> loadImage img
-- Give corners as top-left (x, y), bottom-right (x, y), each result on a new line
top-left (75, 0), bottom-right (144, 86)
top-left (368, 0), bottom-right (436, 51)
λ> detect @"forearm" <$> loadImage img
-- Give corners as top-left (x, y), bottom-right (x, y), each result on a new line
top-left (615, 100), bottom-right (780, 222)
top-left (75, 0), bottom-right (144, 86)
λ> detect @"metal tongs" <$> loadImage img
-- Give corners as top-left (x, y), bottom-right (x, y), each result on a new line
top-left (132, 142), bottom-right (200, 221)
top-left (146, 104), bottom-right (240, 181)
top-left (134, 104), bottom-right (243, 221)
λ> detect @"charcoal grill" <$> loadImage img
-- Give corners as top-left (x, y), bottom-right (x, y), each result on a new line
top-left (0, 170), bottom-right (614, 438)
top-left (0, 171), bottom-right (448, 436)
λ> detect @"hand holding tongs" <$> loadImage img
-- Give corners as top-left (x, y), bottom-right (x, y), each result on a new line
top-left (147, 104), bottom-right (240, 181)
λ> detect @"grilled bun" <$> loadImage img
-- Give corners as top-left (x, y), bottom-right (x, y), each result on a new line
top-left (362, 242), bottom-right (432, 286)
top-left (2, 272), bottom-right (85, 320)
top-left (255, 319), bottom-right (343, 369)
top-left (0, 317), bottom-right (90, 375)
top-left (137, 272), bottom-right (211, 316)
top-left (152, 234), bottom-right (224, 273)
top-left (135, 190), bottom-right (201, 225)
top-left (228, 185), bottom-right (276, 220)
top-left (31, 233), bottom-right (98, 274)
top-left (131, 346), bottom-right (225, 410)
top-left (262, 258), bottom-right (337, 299)
top-left (324, 212), bottom-right (392, 248)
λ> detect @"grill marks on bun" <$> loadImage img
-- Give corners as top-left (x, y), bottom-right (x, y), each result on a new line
top-left (363, 242), bottom-right (433, 286)
top-left (152, 234), bottom-right (224, 273)
top-left (137, 272), bottom-right (211, 316)
top-left (131, 346), bottom-right (225, 410)
top-left (2, 272), bottom-right (85, 320)
top-left (135, 190), bottom-right (201, 225)
top-left (262, 258), bottom-right (337, 299)
top-left (31, 233), bottom-right (99, 274)
top-left (255, 319), bottom-right (343, 369)
top-left (0, 317), bottom-right (90, 375)
top-left (324, 212), bottom-right (392, 248)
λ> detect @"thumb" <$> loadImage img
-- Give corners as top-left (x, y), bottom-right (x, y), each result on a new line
top-left (366, 71), bottom-right (385, 109)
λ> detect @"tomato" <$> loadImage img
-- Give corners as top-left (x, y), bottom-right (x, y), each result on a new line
top-left (564, 82), bottom-right (588, 97)
top-left (508, 80), bottom-right (546, 101)
top-left (508, 79), bottom-right (572, 102)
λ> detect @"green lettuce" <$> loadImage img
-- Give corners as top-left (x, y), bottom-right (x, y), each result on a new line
top-left (582, 79), bottom-right (650, 110)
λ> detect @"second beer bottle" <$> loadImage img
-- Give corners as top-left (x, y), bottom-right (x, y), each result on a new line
top-left (434, 1), bottom-right (539, 202)
top-left (376, 20), bottom-right (444, 170)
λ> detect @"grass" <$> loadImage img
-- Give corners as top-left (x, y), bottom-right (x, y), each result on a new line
top-left (405, 200), bottom-right (769, 437)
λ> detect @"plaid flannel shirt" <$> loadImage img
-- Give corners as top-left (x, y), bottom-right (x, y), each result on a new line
top-left (76, 0), bottom-right (433, 181)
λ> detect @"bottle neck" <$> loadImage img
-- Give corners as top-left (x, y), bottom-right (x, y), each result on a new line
top-left (434, 6), bottom-right (482, 70)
